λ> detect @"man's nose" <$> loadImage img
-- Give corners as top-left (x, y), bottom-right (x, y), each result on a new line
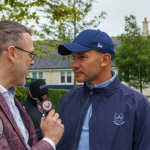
top-left (30, 60), bottom-right (34, 65)
top-left (72, 59), bottom-right (80, 68)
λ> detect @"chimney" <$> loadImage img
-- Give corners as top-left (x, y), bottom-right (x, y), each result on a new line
top-left (142, 17), bottom-right (149, 37)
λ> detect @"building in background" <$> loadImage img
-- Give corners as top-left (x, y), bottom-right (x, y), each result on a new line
top-left (142, 17), bottom-right (149, 37)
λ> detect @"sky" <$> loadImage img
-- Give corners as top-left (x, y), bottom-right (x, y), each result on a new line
top-left (88, 0), bottom-right (150, 37)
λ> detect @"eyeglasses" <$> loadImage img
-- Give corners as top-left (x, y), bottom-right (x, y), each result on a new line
top-left (15, 46), bottom-right (36, 61)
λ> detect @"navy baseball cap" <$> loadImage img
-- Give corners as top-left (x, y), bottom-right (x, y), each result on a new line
top-left (58, 29), bottom-right (115, 58)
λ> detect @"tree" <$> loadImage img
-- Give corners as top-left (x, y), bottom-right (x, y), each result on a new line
top-left (40, 0), bottom-right (106, 41)
top-left (0, 1), bottom-right (40, 23)
top-left (0, 0), bottom-right (59, 39)
top-left (115, 15), bottom-right (150, 93)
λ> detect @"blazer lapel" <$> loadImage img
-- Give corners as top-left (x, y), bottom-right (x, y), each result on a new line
top-left (14, 97), bottom-right (38, 146)
top-left (0, 94), bottom-right (26, 147)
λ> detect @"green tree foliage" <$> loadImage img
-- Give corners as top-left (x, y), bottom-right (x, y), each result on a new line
top-left (40, 0), bottom-right (106, 43)
top-left (0, 0), bottom-right (57, 38)
top-left (115, 15), bottom-right (150, 93)
top-left (0, 0), bottom-right (41, 24)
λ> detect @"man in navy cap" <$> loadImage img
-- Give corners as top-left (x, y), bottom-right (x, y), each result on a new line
top-left (57, 29), bottom-right (150, 150)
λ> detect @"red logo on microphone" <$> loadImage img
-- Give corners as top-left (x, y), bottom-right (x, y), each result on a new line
top-left (42, 100), bottom-right (52, 111)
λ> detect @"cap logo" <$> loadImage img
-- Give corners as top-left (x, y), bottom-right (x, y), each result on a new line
top-left (97, 43), bottom-right (103, 48)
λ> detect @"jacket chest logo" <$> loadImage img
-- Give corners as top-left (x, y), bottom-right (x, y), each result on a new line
top-left (113, 112), bottom-right (125, 125)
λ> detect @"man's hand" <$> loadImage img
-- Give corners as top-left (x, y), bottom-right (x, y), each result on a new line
top-left (40, 109), bottom-right (64, 144)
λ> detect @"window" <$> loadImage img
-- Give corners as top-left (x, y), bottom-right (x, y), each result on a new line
top-left (67, 71), bottom-right (71, 83)
top-left (32, 72), bottom-right (43, 79)
top-left (60, 71), bottom-right (72, 84)
top-left (38, 72), bottom-right (43, 79)
top-left (61, 72), bottom-right (65, 83)
top-left (32, 72), bottom-right (37, 79)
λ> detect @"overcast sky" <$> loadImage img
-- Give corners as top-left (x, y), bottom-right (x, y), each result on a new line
top-left (88, 0), bottom-right (149, 37)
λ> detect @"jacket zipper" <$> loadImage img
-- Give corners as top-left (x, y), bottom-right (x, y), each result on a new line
top-left (72, 96), bottom-right (91, 150)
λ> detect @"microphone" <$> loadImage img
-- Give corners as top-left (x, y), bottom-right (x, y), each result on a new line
top-left (29, 79), bottom-right (48, 100)
top-left (29, 79), bottom-right (53, 115)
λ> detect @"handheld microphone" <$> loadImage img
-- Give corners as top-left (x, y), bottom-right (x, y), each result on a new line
top-left (38, 98), bottom-right (53, 115)
top-left (29, 79), bottom-right (53, 115)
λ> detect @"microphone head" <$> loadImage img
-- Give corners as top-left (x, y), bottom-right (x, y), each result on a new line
top-left (29, 79), bottom-right (48, 98)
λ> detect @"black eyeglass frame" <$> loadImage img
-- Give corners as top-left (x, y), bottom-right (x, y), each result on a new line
top-left (15, 46), bottom-right (36, 61)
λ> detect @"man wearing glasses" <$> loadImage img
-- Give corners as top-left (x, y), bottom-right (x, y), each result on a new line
top-left (0, 20), bottom-right (64, 150)
top-left (15, 46), bottom-right (36, 61)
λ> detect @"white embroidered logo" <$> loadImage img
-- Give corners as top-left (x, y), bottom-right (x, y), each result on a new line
top-left (113, 112), bottom-right (125, 125)
top-left (97, 43), bottom-right (103, 48)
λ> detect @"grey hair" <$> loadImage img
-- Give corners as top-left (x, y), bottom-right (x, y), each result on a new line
top-left (0, 20), bottom-right (32, 54)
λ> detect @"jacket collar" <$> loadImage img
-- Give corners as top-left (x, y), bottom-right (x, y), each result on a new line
top-left (84, 74), bottom-right (121, 97)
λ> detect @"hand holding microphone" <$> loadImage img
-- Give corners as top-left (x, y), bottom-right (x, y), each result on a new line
top-left (29, 79), bottom-right (64, 144)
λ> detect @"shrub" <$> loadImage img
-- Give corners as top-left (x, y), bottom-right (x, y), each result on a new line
top-left (15, 86), bottom-right (28, 103)
top-left (15, 86), bottom-right (69, 111)
top-left (47, 89), bottom-right (69, 111)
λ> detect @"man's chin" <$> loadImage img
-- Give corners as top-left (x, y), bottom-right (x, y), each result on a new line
top-left (17, 77), bottom-right (26, 86)
top-left (76, 78), bottom-right (84, 83)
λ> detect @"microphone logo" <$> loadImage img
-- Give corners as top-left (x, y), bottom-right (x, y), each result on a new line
top-left (42, 100), bottom-right (53, 111)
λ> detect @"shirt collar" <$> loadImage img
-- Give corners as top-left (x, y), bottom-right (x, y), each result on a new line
top-left (86, 72), bottom-right (117, 89)
top-left (0, 85), bottom-right (16, 96)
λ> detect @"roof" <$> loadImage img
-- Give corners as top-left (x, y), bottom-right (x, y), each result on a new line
top-left (30, 50), bottom-right (71, 70)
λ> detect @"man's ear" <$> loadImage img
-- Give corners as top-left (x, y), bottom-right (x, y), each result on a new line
top-left (6, 46), bottom-right (16, 62)
top-left (101, 54), bottom-right (111, 67)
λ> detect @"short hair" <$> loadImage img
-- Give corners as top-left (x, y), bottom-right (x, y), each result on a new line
top-left (0, 20), bottom-right (32, 54)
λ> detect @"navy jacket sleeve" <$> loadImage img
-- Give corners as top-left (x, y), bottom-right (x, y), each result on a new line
top-left (133, 97), bottom-right (150, 150)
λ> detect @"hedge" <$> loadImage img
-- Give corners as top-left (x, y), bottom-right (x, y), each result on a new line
top-left (15, 86), bottom-right (69, 111)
